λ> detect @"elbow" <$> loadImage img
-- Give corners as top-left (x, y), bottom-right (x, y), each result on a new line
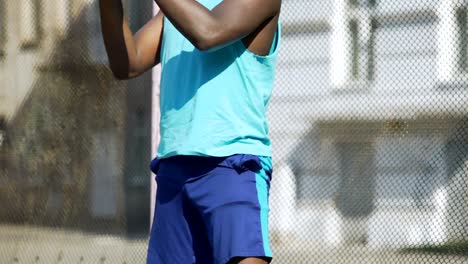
top-left (192, 26), bottom-right (221, 51)
top-left (193, 38), bottom-right (216, 52)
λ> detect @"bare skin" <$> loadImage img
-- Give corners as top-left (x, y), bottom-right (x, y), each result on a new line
top-left (228, 257), bottom-right (271, 264)
top-left (99, 0), bottom-right (164, 79)
top-left (99, 1), bottom-right (280, 263)
top-left (99, 0), bottom-right (281, 80)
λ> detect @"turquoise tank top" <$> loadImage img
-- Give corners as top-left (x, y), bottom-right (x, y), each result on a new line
top-left (157, 0), bottom-right (280, 158)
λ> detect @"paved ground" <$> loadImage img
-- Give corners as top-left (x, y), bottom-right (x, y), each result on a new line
top-left (1, 225), bottom-right (467, 264)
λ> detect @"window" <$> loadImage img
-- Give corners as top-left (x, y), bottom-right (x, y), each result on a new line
top-left (0, 0), bottom-right (6, 57)
top-left (367, 19), bottom-right (377, 81)
top-left (19, 0), bottom-right (41, 49)
top-left (347, 17), bottom-right (377, 83)
top-left (335, 142), bottom-right (375, 217)
top-left (349, 0), bottom-right (377, 9)
top-left (457, 8), bottom-right (468, 73)
top-left (349, 20), bottom-right (360, 80)
top-left (331, 0), bottom-right (377, 87)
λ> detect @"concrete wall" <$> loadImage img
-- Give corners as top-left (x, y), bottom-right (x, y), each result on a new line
top-left (0, 0), bottom-right (154, 235)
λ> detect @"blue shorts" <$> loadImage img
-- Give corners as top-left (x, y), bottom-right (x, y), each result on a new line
top-left (147, 154), bottom-right (273, 264)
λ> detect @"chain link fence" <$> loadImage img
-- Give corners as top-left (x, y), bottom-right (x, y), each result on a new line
top-left (0, 0), bottom-right (467, 263)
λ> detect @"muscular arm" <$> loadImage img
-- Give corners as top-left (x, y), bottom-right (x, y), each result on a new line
top-left (154, 0), bottom-right (281, 51)
top-left (99, 0), bottom-right (163, 80)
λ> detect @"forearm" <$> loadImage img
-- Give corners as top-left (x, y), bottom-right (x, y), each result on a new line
top-left (154, 0), bottom-right (280, 51)
top-left (99, 0), bottom-right (138, 79)
top-left (155, 0), bottom-right (219, 50)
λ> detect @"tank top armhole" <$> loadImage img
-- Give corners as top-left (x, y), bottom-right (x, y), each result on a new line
top-left (268, 21), bottom-right (281, 56)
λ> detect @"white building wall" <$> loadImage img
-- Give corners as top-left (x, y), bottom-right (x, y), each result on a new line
top-left (374, 19), bottom-right (438, 92)
top-left (269, 0), bottom-right (468, 247)
top-left (377, 0), bottom-right (440, 14)
top-left (274, 32), bottom-right (331, 97)
top-left (281, 0), bottom-right (333, 23)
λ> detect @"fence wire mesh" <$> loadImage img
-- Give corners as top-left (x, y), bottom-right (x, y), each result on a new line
top-left (0, 0), bottom-right (467, 263)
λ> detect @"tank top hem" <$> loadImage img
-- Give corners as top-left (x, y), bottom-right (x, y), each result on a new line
top-left (157, 145), bottom-right (272, 159)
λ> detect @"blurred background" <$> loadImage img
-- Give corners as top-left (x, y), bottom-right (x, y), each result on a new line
top-left (0, 0), bottom-right (467, 263)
